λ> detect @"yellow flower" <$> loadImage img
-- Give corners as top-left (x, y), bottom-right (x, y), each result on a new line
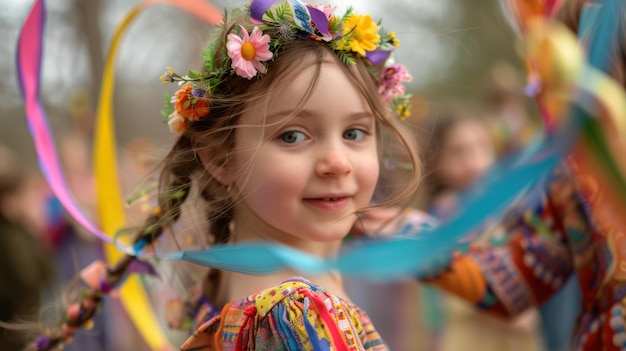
top-left (341, 14), bottom-right (380, 56)
top-left (397, 104), bottom-right (411, 120)
top-left (84, 319), bottom-right (94, 330)
top-left (387, 32), bottom-right (400, 47)
top-left (160, 66), bottom-right (174, 84)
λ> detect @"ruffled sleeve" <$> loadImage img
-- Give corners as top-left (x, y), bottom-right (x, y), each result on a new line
top-left (424, 168), bottom-right (581, 318)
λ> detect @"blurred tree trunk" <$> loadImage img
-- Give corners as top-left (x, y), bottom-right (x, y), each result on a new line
top-left (76, 0), bottom-right (103, 135)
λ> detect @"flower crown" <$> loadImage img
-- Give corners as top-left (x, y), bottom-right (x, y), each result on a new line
top-left (160, 0), bottom-right (413, 135)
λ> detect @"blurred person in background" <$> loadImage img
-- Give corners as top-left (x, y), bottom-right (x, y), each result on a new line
top-left (422, 105), bottom-right (497, 219)
top-left (483, 62), bottom-right (539, 156)
top-left (418, 104), bottom-right (545, 351)
top-left (358, 0), bottom-right (626, 348)
top-left (482, 63), bottom-right (581, 351)
top-left (0, 144), bottom-right (53, 350)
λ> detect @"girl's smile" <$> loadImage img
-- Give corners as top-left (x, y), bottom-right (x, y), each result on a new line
top-left (303, 195), bottom-right (352, 212)
top-left (224, 53), bottom-right (380, 255)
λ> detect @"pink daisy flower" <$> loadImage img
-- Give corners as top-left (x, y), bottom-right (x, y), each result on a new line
top-left (378, 64), bottom-right (412, 103)
top-left (227, 26), bottom-right (273, 80)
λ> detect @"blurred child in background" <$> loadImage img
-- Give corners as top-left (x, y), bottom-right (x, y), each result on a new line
top-left (418, 104), bottom-right (545, 351)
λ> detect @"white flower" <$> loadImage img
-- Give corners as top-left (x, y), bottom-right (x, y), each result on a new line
top-left (167, 111), bottom-right (188, 135)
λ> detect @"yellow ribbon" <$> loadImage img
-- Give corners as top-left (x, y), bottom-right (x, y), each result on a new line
top-left (93, 1), bottom-right (221, 349)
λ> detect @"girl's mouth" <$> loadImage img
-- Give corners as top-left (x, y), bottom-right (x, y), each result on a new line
top-left (304, 196), bottom-right (350, 211)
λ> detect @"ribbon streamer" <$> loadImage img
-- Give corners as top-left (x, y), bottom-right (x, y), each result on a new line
top-left (17, 0), bottom-right (222, 349)
top-left (94, 1), bottom-right (221, 350)
top-left (18, 0), bottom-right (626, 347)
top-left (162, 112), bottom-right (579, 279)
top-left (160, 0), bottom-right (626, 278)
top-left (20, 0), bottom-right (626, 283)
top-left (16, 0), bottom-right (111, 243)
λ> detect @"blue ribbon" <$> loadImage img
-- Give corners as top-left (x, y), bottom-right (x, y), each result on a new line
top-left (159, 110), bottom-right (582, 280)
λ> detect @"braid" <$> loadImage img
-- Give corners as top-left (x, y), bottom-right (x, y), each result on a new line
top-left (162, 134), bottom-right (236, 313)
top-left (32, 207), bottom-right (169, 351)
top-left (31, 57), bottom-right (245, 349)
top-left (159, 175), bottom-right (192, 224)
top-left (32, 140), bottom-right (201, 351)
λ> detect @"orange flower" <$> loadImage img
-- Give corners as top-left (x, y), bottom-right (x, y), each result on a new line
top-left (174, 84), bottom-right (210, 120)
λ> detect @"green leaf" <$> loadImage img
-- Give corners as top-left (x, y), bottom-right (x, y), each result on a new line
top-left (160, 92), bottom-right (173, 118)
top-left (342, 6), bottom-right (353, 21)
top-left (275, 2), bottom-right (289, 20)
top-left (378, 27), bottom-right (388, 38)
top-left (203, 23), bottom-right (226, 73)
top-left (187, 69), bottom-right (203, 79)
top-left (172, 188), bottom-right (187, 199)
top-left (329, 16), bottom-right (341, 33)
top-left (143, 224), bottom-right (156, 235)
top-left (336, 50), bottom-right (356, 65)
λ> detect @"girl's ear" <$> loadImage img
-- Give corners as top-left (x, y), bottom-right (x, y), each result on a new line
top-left (198, 149), bottom-right (235, 187)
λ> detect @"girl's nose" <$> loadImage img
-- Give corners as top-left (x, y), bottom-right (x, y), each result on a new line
top-left (315, 148), bottom-right (352, 177)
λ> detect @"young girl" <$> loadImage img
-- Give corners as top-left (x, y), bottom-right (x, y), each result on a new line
top-left (30, 1), bottom-right (419, 350)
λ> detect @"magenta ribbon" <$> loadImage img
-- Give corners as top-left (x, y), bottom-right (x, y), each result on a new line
top-left (16, 0), bottom-right (112, 242)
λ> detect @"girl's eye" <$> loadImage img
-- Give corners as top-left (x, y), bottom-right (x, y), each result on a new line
top-left (279, 131), bottom-right (307, 144)
top-left (343, 128), bottom-right (366, 141)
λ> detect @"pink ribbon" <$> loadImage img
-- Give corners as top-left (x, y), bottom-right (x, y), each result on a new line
top-left (17, 0), bottom-right (112, 242)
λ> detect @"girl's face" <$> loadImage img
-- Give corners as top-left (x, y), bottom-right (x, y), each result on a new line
top-left (435, 119), bottom-right (495, 190)
top-left (226, 56), bottom-right (380, 253)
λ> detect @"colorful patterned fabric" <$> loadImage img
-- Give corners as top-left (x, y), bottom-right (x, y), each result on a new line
top-left (180, 277), bottom-right (388, 351)
top-left (426, 149), bottom-right (626, 351)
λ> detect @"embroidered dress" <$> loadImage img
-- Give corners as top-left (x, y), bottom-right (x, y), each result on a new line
top-left (181, 277), bottom-right (388, 351)
top-left (426, 151), bottom-right (626, 351)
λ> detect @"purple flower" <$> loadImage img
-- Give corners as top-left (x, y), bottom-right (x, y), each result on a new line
top-left (36, 335), bottom-right (51, 349)
top-left (191, 88), bottom-right (207, 97)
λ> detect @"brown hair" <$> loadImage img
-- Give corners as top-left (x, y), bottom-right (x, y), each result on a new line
top-left (146, 18), bottom-right (422, 300)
